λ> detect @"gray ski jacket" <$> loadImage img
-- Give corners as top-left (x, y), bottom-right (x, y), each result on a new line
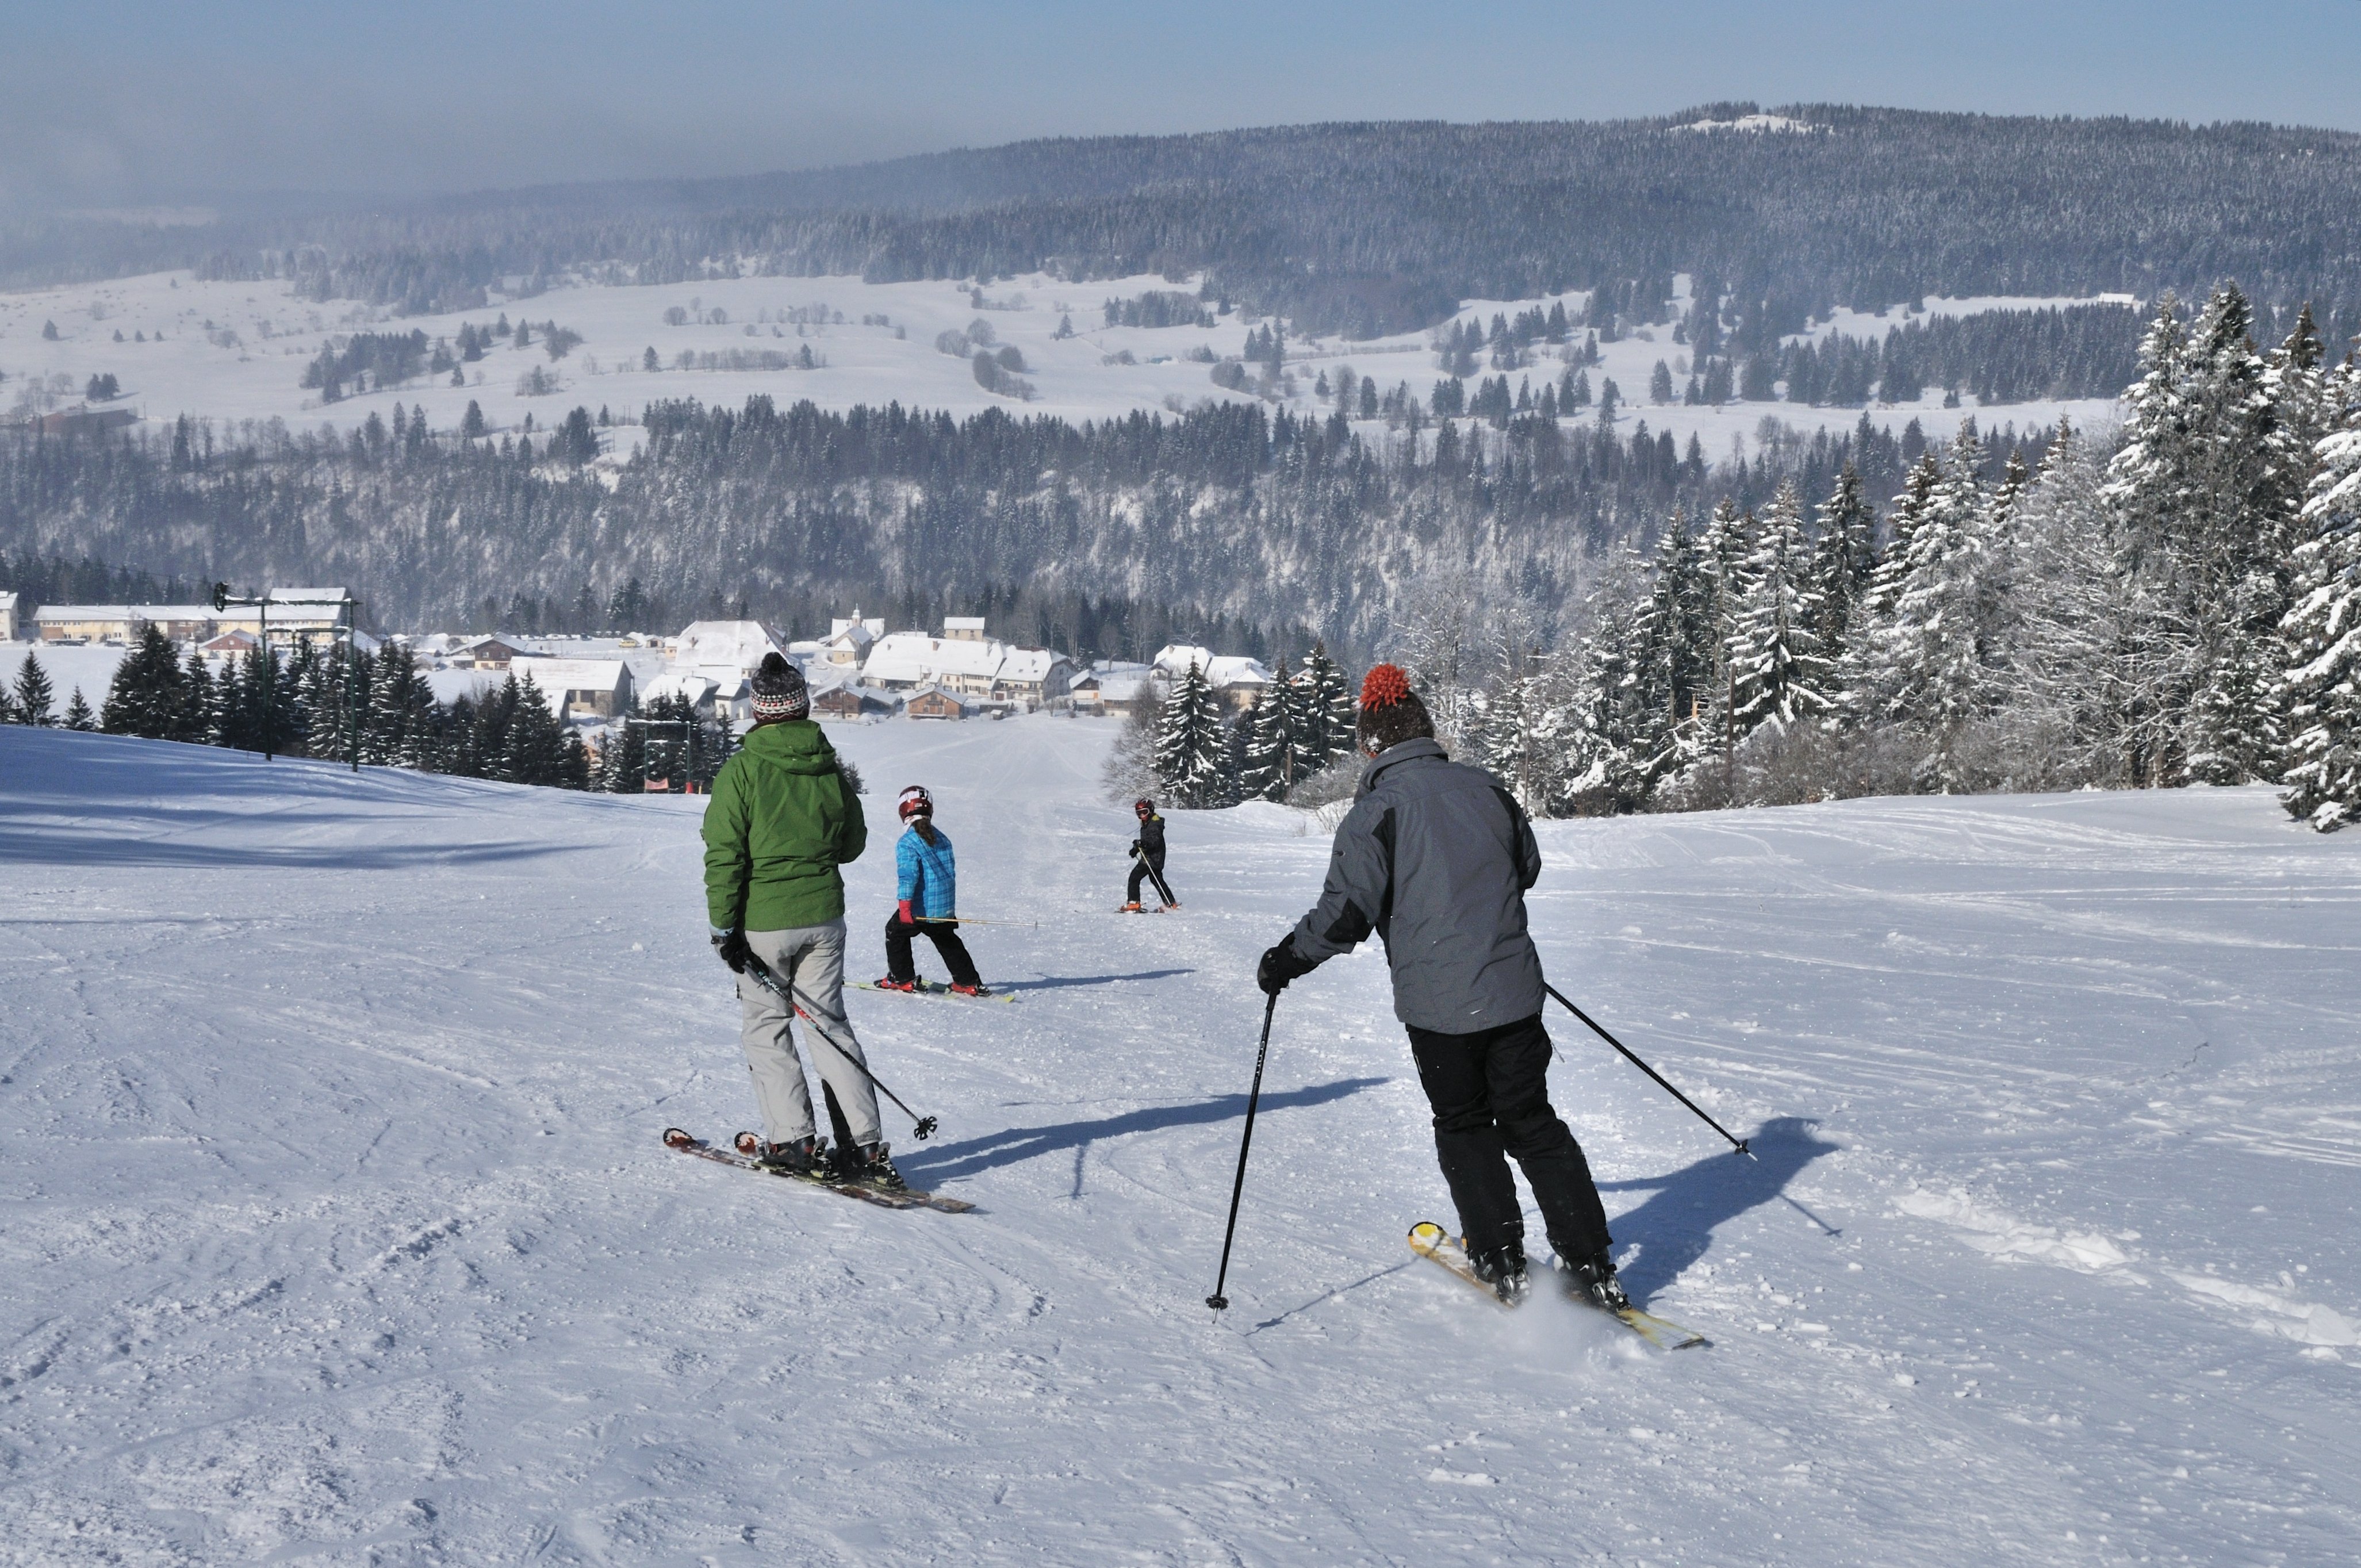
top-left (1287, 737), bottom-right (1546, 1033)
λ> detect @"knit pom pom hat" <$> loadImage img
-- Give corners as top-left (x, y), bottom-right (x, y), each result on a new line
top-left (1354, 663), bottom-right (1436, 753)
top-left (750, 652), bottom-right (810, 721)
top-left (1359, 663), bottom-right (1413, 710)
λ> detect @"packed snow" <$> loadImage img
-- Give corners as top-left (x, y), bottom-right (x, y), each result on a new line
top-left (3, 717), bottom-right (2355, 1564)
top-left (0, 268), bottom-right (2121, 460)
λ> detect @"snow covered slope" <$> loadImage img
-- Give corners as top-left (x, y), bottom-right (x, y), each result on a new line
top-left (3, 719), bottom-right (2355, 1565)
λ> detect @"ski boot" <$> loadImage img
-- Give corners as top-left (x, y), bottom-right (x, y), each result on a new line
top-left (1563, 1249), bottom-right (1631, 1314)
top-left (949, 982), bottom-right (992, 998)
top-left (1122, 901), bottom-right (1143, 913)
top-left (873, 976), bottom-right (918, 993)
top-left (842, 1141), bottom-right (908, 1192)
top-left (1468, 1239), bottom-right (1530, 1303)
top-left (753, 1135), bottom-right (835, 1180)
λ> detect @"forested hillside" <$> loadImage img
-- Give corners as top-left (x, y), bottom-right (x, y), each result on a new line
top-left (0, 390), bottom-right (2042, 649)
top-left (10, 109), bottom-right (2360, 337)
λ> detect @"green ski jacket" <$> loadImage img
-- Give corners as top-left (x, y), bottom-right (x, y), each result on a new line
top-left (701, 720), bottom-right (868, 932)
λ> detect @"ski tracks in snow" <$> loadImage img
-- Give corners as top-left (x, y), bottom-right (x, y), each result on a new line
top-left (3, 726), bottom-right (2359, 1563)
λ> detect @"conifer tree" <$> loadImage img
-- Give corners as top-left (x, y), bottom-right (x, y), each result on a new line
top-left (102, 623), bottom-right (186, 739)
top-left (1728, 480), bottom-right (1833, 732)
top-left (1152, 659), bottom-right (1228, 807)
top-left (1848, 428), bottom-right (1998, 781)
top-left (2278, 362), bottom-right (2361, 829)
top-left (1808, 462), bottom-right (1877, 660)
top-left (1298, 644), bottom-right (1354, 772)
top-left (2104, 286), bottom-right (2303, 783)
top-left (1237, 657), bottom-right (1299, 802)
top-left (177, 647), bottom-right (214, 743)
top-left (63, 687), bottom-right (96, 731)
top-left (12, 650), bottom-right (55, 726)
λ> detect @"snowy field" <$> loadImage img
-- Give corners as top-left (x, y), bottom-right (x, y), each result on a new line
top-left (0, 268), bottom-right (2121, 458)
top-left (2, 717), bottom-right (2355, 1565)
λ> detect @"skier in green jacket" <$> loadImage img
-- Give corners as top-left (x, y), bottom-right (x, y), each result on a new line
top-left (702, 653), bottom-right (904, 1189)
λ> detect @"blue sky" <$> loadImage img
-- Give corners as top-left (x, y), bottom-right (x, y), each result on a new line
top-left (9, 0), bottom-right (2360, 208)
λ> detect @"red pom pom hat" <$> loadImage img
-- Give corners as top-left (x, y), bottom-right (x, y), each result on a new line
top-left (1359, 663), bottom-right (1413, 710)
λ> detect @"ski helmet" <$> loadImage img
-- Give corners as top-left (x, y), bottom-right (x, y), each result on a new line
top-left (1133, 797), bottom-right (1154, 817)
top-left (898, 785), bottom-right (934, 822)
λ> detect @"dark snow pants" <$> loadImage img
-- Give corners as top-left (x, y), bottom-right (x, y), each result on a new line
top-left (1407, 1013), bottom-right (1612, 1262)
top-left (1126, 852), bottom-right (1171, 906)
top-left (884, 912), bottom-right (981, 987)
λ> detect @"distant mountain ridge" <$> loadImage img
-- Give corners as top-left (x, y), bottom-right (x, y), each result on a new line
top-left (10, 106), bottom-right (2360, 335)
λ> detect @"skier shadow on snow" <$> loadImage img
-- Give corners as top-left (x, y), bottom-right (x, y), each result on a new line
top-left (898, 1077), bottom-right (1389, 1187)
top-left (1592, 1116), bottom-right (1840, 1303)
top-left (1003, 968), bottom-right (1194, 991)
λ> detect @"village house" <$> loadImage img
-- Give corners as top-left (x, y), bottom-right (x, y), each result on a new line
top-left (207, 589), bottom-right (358, 643)
top-left (0, 592), bottom-right (17, 641)
top-left (905, 686), bottom-right (976, 720)
top-left (819, 612), bottom-right (885, 668)
top-left (1068, 662), bottom-right (1155, 716)
top-left (1152, 644), bottom-right (1274, 713)
top-left (513, 657), bottom-right (636, 721)
top-left (812, 684), bottom-right (899, 720)
top-left (992, 647), bottom-right (1075, 706)
top-left (36, 604), bottom-right (219, 644)
top-left (860, 618), bottom-right (1074, 709)
top-left (451, 637), bottom-right (525, 671)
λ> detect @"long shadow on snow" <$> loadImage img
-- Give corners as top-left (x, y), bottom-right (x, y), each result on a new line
top-left (0, 825), bottom-right (570, 871)
top-left (1593, 1116), bottom-right (1839, 1303)
top-left (1004, 968), bottom-right (1195, 991)
top-left (900, 1077), bottom-right (1390, 1186)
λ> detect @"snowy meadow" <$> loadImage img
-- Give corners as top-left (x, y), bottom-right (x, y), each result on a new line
top-left (2, 715), bottom-right (2356, 1565)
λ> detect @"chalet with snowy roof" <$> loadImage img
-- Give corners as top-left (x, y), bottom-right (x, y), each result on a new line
top-left (672, 620), bottom-right (792, 673)
top-left (859, 618), bottom-right (1072, 708)
top-left (203, 628), bottom-right (259, 655)
top-left (513, 657), bottom-right (634, 720)
top-left (1068, 663), bottom-right (1153, 716)
top-left (452, 637), bottom-right (525, 670)
top-left (1152, 644), bottom-right (1273, 712)
top-left (820, 612), bottom-right (886, 668)
top-left (862, 630), bottom-right (1006, 696)
top-left (992, 647), bottom-right (1075, 706)
top-left (905, 686), bottom-right (976, 720)
top-left (813, 684), bottom-right (899, 720)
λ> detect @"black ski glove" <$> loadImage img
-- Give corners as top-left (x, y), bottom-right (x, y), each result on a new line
top-left (714, 928), bottom-right (752, 974)
top-left (1128, 838), bottom-right (1141, 855)
top-left (1257, 936), bottom-right (1317, 996)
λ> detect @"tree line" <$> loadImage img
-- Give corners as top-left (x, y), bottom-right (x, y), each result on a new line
top-left (1289, 286), bottom-right (2361, 834)
top-left (4, 379), bottom-right (2052, 654)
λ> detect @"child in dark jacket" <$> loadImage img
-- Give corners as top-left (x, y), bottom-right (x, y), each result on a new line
top-left (879, 785), bottom-right (987, 995)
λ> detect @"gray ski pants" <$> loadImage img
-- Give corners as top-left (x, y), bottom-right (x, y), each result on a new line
top-left (737, 920), bottom-right (883, 1148)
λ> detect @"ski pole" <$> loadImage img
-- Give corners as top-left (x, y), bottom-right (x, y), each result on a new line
top-left (1543, 982), bottom-right (1750, 1157)
top-left (742, 955), bottom-right (940, 1140)
top-left (925, 917), bottom-right (1038, 929)
top-left (1130, 846), bottom-right (1178, 907)
top-left (1205, 990), bottom-right (1280, 1313)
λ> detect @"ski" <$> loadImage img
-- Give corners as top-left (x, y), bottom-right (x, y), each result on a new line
top-left (1113, 905), bottom-right (1179, 914)
top-left (850, 980), bottom-right (1019, 1003)
top-left (1407, 1221), bottom-right (1706, 1349)
top-left (661, 1128), bottom-right (976, 1213)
